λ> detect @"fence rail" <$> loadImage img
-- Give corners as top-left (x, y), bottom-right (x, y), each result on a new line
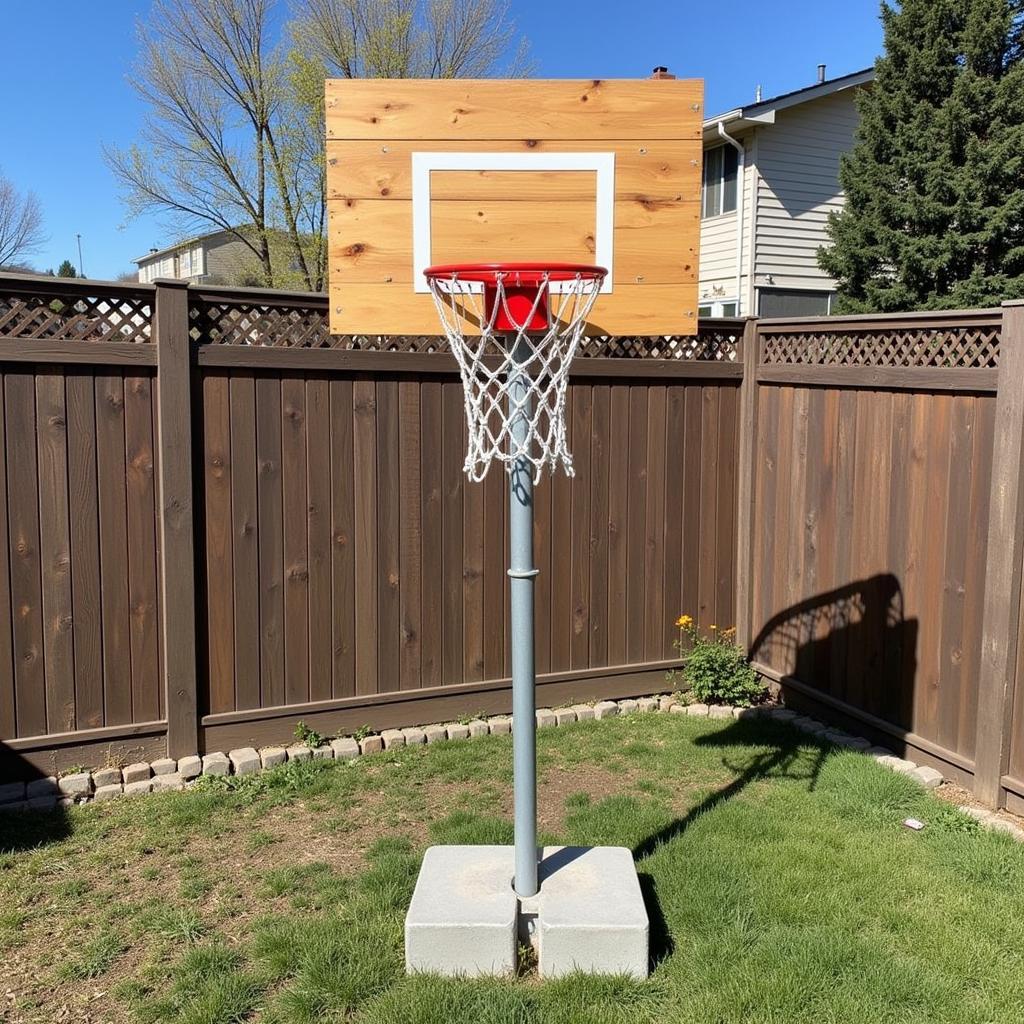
top-left (1, 270), bottom-right (1024, 815)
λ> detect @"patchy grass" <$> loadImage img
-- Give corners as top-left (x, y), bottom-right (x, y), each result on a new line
top-left (3, 713), bottom-right (1024, 1023)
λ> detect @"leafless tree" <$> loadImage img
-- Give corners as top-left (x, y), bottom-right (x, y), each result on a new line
top-left (106, 0), bottom-right (315, 289)
top-left (290, 0), bottom-right (531, 79)
top-left (287, 0), bottom-right (531, 287)
top-left (107, 0), bottom-right (530, 291)
top-left (0, 171), bottom-right (45, 269)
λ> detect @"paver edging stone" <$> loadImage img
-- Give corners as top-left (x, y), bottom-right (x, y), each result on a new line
top-left (3, 690), bottom-right (1018, 843)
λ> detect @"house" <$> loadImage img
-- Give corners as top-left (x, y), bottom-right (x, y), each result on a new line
top-left (699, 66), bottom-right (874, 318)
top-left (133, 229), bottom-right (252, 285)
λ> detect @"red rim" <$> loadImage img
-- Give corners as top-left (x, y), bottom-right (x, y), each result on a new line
top-left (424, 262), bottom-right (607, 285)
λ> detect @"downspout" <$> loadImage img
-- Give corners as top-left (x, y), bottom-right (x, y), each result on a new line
top-left (717, 120), bottom-right (745, 315)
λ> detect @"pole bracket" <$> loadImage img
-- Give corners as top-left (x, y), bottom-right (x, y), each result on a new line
top-left (507, 567), bottom-right (540, 579)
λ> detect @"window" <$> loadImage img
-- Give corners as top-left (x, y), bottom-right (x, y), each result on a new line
top-left (191, 246), bottom-right (204, 276)
top-left (180, 248), bottom-right (192, 277)
top-left (698, 299), bottom-right (738, 318)
top-left (702, 143), bottom-right (738, 218)
top-left (758, 288), bottom-right (834, 318)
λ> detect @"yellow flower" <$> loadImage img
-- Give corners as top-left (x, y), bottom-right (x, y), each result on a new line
top-left (675, 614), bottom-right (693, 629)
top-left (709, 624), bottom-right (717, 631)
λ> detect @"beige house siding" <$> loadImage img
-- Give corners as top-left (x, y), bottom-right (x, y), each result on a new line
top-left (202, 236), bottom-right (255, 284)
top-left (135, 230), bottom-right (252, 285)
top-left (698, 135), bottom-right (755, 312)
top-left (699, 78), bottom-right (866, 317)
top-left (752, 91), bottom-right (859, 294)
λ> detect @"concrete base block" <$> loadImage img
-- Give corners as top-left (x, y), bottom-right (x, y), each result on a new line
top-left (406, 845), bottom-right (518, 977)
top-left (405, 844), bottom-right (649, 980)
top-left (536, 846), bottom-right (649, 979)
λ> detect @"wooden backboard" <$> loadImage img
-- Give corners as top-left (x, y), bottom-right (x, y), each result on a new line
top-left (326, 78), bottom-right (703, 335)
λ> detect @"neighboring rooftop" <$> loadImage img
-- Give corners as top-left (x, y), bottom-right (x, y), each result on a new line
top-left (702, 66), bottom-right (874, 139)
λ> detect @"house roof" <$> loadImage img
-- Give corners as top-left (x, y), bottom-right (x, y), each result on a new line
top-left (702, 66), bottom-right (874, 141)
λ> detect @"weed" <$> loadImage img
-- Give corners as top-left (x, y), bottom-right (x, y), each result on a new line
top-left (293, 720), bottom-right (325, 749)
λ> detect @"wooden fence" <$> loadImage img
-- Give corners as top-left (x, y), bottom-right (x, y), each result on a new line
top-left (2, 271), bottom-right (1024, 814)
top-left (0, 273), bottom-right (741, 773)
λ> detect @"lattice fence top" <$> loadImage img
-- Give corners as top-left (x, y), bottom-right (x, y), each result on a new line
top-left (0, 285), bottom-right (152, 343)
top-left (761, 323), bottom-right (1000, 369)
top-left (190, 297), bottom-right (741, 361)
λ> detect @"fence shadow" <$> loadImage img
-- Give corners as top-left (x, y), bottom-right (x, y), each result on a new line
top-left (0, 744), bottom-right (73, 851)
top-left (748, 573), bottom-right (919, 733)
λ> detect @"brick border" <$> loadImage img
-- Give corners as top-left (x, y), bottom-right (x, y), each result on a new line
top-left (2, 697), bottom-right (1021, 841)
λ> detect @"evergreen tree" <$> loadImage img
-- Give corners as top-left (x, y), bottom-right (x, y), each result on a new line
top-left (820, 0), bottom-right (1024, 311)
top-left (56, 259), bottom-right (78, 278)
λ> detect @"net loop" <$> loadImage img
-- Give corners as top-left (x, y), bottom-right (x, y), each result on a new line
top-left (426, 265), bottom-right (605, 482)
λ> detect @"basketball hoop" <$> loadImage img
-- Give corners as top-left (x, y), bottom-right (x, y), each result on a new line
top-left (425, 262), bottom-right (606, 483)
top-left (425, 260), bottom-right (606, 901)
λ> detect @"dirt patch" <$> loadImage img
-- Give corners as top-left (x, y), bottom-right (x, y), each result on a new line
top-left (1, 752), bottom-right (692, 1024)
top-left (935, 780), bottom-right (1024, 831)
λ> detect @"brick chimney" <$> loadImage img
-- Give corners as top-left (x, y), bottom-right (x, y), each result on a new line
top-left (651, 66), bottom-right (676, 80)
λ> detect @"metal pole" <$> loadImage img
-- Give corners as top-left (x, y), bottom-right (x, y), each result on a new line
top-left (508, 334), bottom-right (538, 898)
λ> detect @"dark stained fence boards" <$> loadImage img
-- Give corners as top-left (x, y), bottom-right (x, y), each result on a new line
top-left (194, 366), bottom-right (741, 715)
top-left (10, 270), bottom-right (1024, 817)
top-left (0, 365), bottom-right (162, 740)
top-left (747, 309), bottom-right (1003, 788)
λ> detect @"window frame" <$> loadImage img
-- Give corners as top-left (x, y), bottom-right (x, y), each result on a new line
top-left (698, 298), bottom-right (739, 318)
top-left (701, 143), bottom-right (739, 219)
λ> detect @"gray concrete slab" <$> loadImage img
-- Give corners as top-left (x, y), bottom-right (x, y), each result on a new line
top-left (405, 845), bottom-right (518, 977)
top-left (536, 845), bottom-right (648, 979)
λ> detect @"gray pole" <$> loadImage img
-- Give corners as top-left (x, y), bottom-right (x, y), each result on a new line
top-left (507, 334), bottom-right (538, 898)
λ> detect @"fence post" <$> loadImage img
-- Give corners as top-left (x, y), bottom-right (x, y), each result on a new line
top-left (975, 300), bottom-right (1024, 807)
top-left (735, 317), bottom-right (760, 653)
top-left (154, 279), bottom-right (199, 758)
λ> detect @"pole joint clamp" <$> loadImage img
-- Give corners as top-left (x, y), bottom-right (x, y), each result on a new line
top-left (507, 567), bottom-right (539, 579)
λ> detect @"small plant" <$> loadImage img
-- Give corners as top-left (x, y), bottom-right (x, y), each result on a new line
top-left (293, 720), bottom-right (324, 749)
top-left (667, 615), bottom-right (764, 707)
top-left (352, 724), bottom-right (372, 742)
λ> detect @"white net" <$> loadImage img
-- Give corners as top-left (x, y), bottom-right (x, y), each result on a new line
top-left (427, 268), bottom-right (604, 482)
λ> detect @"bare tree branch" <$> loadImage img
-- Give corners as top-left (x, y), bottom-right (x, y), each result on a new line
top-left (0, 171), bottom-right (46, 268)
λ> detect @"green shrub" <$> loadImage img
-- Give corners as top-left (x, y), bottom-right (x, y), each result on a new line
top-left (666, 615), bottom-right (764, 707)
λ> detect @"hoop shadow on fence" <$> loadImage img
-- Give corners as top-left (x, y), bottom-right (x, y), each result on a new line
top-left (748, 573), bottom-right (918, 735)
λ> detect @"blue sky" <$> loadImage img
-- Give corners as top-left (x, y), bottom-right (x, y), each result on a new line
top-left (2, 0), bottom-right (883, 280)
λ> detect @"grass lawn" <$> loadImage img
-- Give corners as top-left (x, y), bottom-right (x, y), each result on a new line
top-left (3, 712), bottom-right (1024, 1023)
